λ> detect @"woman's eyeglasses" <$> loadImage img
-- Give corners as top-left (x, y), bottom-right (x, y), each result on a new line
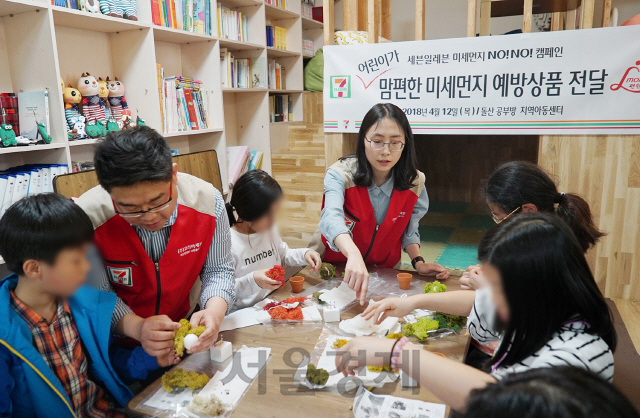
top-left (492, 206), bottom-right (521, 224)
top-left (114, 184), bottom-right (173, 218)
top-left (365, 137), bottom-right (405, 152)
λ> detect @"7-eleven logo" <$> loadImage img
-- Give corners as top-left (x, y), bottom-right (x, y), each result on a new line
top-left (107, 266), bottom-right (133, 287)
top-left (330, 76), bottom-right (351, 98)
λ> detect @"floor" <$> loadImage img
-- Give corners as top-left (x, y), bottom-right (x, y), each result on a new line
top-left (400, 201), bottom-right (494, 271)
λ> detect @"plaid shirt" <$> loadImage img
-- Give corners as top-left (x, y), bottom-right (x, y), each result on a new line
top-left (10, 291), bottom-right (125, 418)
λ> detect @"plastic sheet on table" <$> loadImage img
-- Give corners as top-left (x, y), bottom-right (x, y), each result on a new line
top-left (293, 324), bottom-right (398, 394)
top-left (299, 273), bottom-right (386, 312)
top-left (134, 347), bottom-right (271, 418)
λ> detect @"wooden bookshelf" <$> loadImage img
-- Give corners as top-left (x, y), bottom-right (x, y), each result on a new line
top-left (0, 0), bottom-right (323, 195)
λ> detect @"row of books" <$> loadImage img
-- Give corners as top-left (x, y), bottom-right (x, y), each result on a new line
top-left (302, 37), bottom-right (314, 56)
top-left (150, 0), bottom-right (212, 35)
top-left (157, 65), bottom-right (209, 133)
top-left (220, 49), bottom-right (266, 89)
top-left (269, 94), bottom-right (293, 122)
top-left (301, 0), bottom-right (314, 19)
top-left (217, 5), bottom-right (248, 41)
top-left (267, 59), bottom-right (286, 90)
top-left (266, 24), bottom-right (287, 49)
top-left (227, 146), bottom-right (263, 188)
top-left (0, 164), bottom-right (69, 217)
top-left (264, 0), bottom-right (287, 9)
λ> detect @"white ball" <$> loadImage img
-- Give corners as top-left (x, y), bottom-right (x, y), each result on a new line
top-left (183, 334), bottom-right (199, 351)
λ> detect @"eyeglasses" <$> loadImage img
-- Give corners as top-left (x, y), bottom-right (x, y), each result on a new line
top-left (365, 137), bottom-right (405, 152)
top-left (492, 206), bottom-right (521, 224)
top-left (114, 184), bottom-right (173, 218)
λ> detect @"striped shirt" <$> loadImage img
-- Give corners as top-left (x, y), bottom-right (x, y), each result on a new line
top-left (97, 188), bottom-right (236, 328)
top-left (469, 287), bottom-right (614, 381)
top-left (10, 291), bottom-right (125, 418)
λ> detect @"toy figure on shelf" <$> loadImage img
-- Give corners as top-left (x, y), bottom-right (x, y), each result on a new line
top-left (98, 77), bottom-right (111, 120)
top-left (107, 77), bottom-right (129, 123)
top-left (68, 116), bottom-right (87, 140)
top-left (78, 72), bottom-right (106, 123)
top-left (100, 0), bottom-right (137, 20)
top-left (106, 117), bottom-right (120, 132)
top-left (86, 119), bottom-right (108, 138)
top-left (0, 124), bottom-right (17, 147)
top-left (86, 0), bottom-right (101, 13)
top-left (63, 84), bottom-right (82, 130)
top-left (35, 122), bottom-right (52, 144)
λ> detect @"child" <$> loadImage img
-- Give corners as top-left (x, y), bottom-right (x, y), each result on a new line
top-left (461, 161), bottom-right (604, 291)
top-left (334, 214), bottom-right (616, 412)
top-left (226, 170), bottom-right (321, 310)
top-left (459, 367), bottom-right (640, 418)
top-left (0, 194), bottom-right (178, 418)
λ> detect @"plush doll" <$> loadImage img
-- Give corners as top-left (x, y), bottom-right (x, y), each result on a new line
top-left (98, 77), bottom-right (111, 119)
top-left (0, 124), bottom-right (17, 147)
top-left (78, 73), bottom-right (106, 123)
top-left (35, 123), bottom-right (52, 144)
top-left (86, 119), bottom-right (108, 138)
top-left (100, 0), bottom-right (137, 20)
top-left (107, 77), bottom-right (130, 122)
top-left (106, 117), bottom-right (120, 132)
top-left (63, 84), bottom-right (82, 130)
top-left (86, 0), bottom-right (100, 13)
top-left (69, 116), bottom-right (87, 140)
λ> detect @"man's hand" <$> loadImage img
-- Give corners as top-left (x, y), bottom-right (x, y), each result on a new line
top-left (156, 350), bottom-right (181, 368)
top-left (136, 315), bottom-right (181, 357)
top-left (188, 297), bottom-right (227, 353)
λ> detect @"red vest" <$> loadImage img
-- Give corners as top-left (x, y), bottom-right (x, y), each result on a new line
top-left (94, 204), bottom-right (215, 321)
top-left (76, 173), bottom-right (218, 327)
top-left (319, 159), bottom-right (423, 268)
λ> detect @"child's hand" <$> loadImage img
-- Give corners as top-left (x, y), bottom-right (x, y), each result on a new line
top-left (305, 250), bottom-right (321, 271)
top-left (253, 269), bottom-right (282, 290)
top-left (156, 350), bottom-right (181, 368)
top-left (460, 265), bottom-right (486, 290)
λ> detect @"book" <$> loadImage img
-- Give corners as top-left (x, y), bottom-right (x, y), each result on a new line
top-left (269, 94), bottom-right (292, 122)
top-left (18, 90), bottom-right (49, 140)
top-left (150, 0), bottom-right (211, 34)
top-left (183, 88), bottom-right (199, 130)
top-left (248, 151), bottom-right (263, 171)
top-left (227, 145), bottom-right (250, 187)
top-left (251, 57), bottom-right (266, 88)
top-left (157, 65), bottom-right (208, 133)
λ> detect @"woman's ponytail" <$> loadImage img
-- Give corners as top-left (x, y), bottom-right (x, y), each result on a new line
top-left (485, 161), bottom-right (605, 253)
top-left (555, 193), bottom-right (605, 252)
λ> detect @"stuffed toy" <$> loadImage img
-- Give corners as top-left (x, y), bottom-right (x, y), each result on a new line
top-left (86, 119), bottom-right (108, 138)
top-left (63, 84), bottom-right (82, 130)
top-left (107, 77), bottom-right (130, 122)
top-left (98, 77), bottom-right (111, 119)
top-left (100, 0), bottom-right (137, 20)
top-left (68, 116), bottom-right (87, 140)
top-left (35, 122), bottom-right (52, 144)
top-left (78, 73), bottom-right (106, 123)
top-left (106, 117), bottom-right (120, 132)
top-left (0, 124), bottom-right (17, 147)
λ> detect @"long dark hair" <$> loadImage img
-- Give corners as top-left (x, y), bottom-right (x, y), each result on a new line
top-left (485, 161), bottom-right (604, 252)
top-left (349, 103), bottom-right (418, 191)
top-left (478, 213), bottom-right (616, 368)
top-left (226, 170), bottom-right (282, 227)
top-left (459, 367), bottom-right (640, 418)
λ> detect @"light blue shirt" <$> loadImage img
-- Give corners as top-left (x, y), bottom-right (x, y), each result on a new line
top-left (93, 188), bottom-right (236, 329)
top-left (319, 168), bottom-right (429, 252)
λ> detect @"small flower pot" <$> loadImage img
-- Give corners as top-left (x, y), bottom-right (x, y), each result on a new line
top-left (290, 276), bottom-right (305, 293)
top-left (397, 272), bottom-right (413, 290)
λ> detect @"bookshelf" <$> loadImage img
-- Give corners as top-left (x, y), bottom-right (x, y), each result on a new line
top-left (0, 0), bottom-right (324, 196)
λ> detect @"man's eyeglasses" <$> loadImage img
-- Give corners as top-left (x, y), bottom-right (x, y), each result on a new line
top-left (492, 206), bottom-right (521, 224)
top-left (365, 137), bottom-right (405, 152)
top-left (114, 184), bottom-right (173, 218)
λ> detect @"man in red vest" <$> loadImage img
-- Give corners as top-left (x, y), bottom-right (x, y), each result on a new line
top-left (77, 127), bottom-right (235, 357)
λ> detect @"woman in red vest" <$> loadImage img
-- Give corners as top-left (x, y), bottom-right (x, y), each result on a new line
top-left (314, 103), bottom-right (449, 304)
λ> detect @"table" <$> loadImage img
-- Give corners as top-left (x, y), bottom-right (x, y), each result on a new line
top-left (128, 267), bottom-right (471, 417)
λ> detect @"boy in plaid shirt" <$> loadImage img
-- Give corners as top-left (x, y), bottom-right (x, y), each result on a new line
top-left (0, 194), bottom-right (179, 418)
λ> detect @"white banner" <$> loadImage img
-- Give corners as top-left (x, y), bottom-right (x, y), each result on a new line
top-left (323, 26), bottom-right (640, 134)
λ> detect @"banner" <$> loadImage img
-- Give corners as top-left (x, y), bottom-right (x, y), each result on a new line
top-left (323, 25), bottom-right (640, 134)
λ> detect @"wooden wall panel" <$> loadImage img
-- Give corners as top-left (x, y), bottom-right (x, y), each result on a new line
top-left (539, 135), bottom-right (640, 301)
top-left (414, 135), bottom-right (539, 206)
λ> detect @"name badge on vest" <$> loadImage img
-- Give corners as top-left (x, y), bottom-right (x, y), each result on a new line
top-left (107, 266), bottom-right (133, 287)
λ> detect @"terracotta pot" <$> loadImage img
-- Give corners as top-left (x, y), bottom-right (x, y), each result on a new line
top-left (397, 273), bottom-right (413, 290)
top-left (290, 276), bottom-right (305, 293)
